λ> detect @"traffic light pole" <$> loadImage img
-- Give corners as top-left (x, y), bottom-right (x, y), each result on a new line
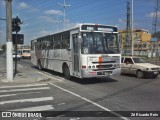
top-left (6, 0), bottom-right (13, 82)
top-left (14, 31), bottom-right (17, 76)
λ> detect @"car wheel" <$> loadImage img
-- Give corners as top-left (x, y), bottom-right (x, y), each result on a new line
top-left (63, 64), bottom-right (71, 80)
top-left (152, 74), bottom-right (158, 79)
top-left (136, 70), bottom-right (144, 78)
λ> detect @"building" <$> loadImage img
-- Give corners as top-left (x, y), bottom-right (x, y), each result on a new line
top-left (119, 29), bottom-right (151, 55)
top-left (134, 41), bottom-right (151, 56)
top-left (134, 29), bottom-right (151, 42)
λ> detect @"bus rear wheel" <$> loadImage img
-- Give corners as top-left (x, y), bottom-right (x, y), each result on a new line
top-left (63, 64), bottom-right (71, 80)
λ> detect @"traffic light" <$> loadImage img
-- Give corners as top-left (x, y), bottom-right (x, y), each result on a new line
top-left (12, 16), bottom-right (22, 32)
top-left (12, 18), bottom-right (16, 32)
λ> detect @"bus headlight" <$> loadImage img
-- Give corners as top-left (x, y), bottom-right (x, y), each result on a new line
top-left (92, 66), bottom-right (95, 69)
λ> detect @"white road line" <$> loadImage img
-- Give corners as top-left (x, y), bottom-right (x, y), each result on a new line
top-left (36, 71), bottom-right (64, 82)
top-left (0, 92), bottom-right (40, 98)
top-left (49, 82), bottom-right (129, 120)
top-left (0, 87), bottom-right (50, 93)
top-left (0, 97), bottom-right (53, 105)
top-left (10, 105), bottom-right (54, 111)
top-left (0, 83), bottom-right (48, 89)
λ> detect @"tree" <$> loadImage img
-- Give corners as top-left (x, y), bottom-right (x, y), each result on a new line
top-left (1, 44), bottom-right (6, 53)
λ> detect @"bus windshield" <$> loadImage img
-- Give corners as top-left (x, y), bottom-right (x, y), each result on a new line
top-left (81, 32), bottom-right (120, 54)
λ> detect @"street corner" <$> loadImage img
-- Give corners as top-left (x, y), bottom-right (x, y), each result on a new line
top-left (13, 69), bottom-right (52, 84)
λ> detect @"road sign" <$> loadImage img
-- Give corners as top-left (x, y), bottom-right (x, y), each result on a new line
top-left (12, 34), bottom-right (24, 44)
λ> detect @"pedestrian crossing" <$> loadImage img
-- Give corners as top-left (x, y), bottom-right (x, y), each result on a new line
top-left (0, 83), bottom-right (54, 111)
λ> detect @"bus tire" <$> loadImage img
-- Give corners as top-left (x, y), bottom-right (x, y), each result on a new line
top-left (63, 64), bottom-right (71, 80)
top-left (38, 60), bottom-right (43, 70)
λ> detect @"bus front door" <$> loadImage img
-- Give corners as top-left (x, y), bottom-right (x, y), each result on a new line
top-left (72, 34), bottom-right (80, 76)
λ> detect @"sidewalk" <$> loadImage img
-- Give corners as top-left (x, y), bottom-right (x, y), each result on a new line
top-left (0, 55), bottom-right (51, 85)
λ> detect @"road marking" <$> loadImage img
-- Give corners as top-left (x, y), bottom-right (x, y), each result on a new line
top-left (0, 92), bottom-right (40, 98)
top-left (10, 105), bottom-right (54, 111)
top-left (37, 71), bottom-right (64, 82)
top-left (0, 87), bottom-right (50, 93)
top-left (0, 83), bottom-right (48, 89)
top-left (49, 82), bottom-right (129, 120)
top-left (0, 97), bottom-right (53, 105)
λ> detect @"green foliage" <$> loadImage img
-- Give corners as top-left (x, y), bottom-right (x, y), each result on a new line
top-left (1, 44), bottom-right (6, 52)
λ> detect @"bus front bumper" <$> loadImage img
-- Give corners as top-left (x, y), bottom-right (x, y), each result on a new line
top-left (81, 68), bottom-right (121, 78)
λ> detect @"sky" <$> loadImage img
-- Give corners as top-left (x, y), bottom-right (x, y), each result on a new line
top-left (0, 0), bottom-right (158, 45)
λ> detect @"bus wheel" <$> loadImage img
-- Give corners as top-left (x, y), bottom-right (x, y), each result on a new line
top-left (38, 60), bottom-right (43, 70)
top-left (63, 65), bottom-right (71, 80)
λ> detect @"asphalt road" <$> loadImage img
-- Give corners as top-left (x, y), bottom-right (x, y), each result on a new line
top-left (0, 59), bottom-right (160, 120)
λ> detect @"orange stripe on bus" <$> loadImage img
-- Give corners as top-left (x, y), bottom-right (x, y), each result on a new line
top-left (99, 57), bottom-right (102, 63)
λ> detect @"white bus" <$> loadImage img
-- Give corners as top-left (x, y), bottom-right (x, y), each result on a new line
top-left (31, 24), bottom-right (121, 79)
top-left (18, 49), bottom-right (31, 59)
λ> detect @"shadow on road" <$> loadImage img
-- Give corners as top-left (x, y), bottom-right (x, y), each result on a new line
top-left (121, 73), bottom-right (159, 79)
top-left (31, 66), bottom-right (118, 84)
top-left (69, 77), bottom-right (117, 85)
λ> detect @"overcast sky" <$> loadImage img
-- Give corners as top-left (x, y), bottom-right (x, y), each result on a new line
top-left (0, 0), bottom-right (157, 45)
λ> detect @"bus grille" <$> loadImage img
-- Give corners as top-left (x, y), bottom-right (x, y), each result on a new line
top-left (96, 65), bottom-right (113, 69)
top-left (92, 61), bottom-right (116, 64)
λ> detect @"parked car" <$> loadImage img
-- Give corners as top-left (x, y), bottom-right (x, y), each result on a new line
top-left (13, 53), bottom-right (21, 60)
top-left (121, 56), bottom-right (160, 78)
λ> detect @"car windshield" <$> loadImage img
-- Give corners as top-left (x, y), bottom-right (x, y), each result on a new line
top-left (81, 32), bottom-right (120, 54)
top-left (133, 58), bottom-right (146, 63)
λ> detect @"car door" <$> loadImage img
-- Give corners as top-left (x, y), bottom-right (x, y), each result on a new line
top-left (121, 57), bottom-right (125, 73)
top-left (122, 58), bottom-right (134, 74)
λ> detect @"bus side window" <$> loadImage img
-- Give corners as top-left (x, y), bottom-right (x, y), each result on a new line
top-left (50, 38), bottom-right (53, 49)
top-left (55, 34), bottom-right (61, 49)
top-left (62, 31), bottom-right (70, 49)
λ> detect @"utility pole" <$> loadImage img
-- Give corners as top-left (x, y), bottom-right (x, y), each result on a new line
top-left (131, 0), bottom-right (134, 56)
top-left (124, 0), bottom-right (132, 55)
top-left (152, 0), bottom-right (160, 64)
top-left (58, 0), bottom-right (71, 29)
top-left (6, 0), bottom-right (13, 82)
top-left (56, 15), bottom-right (62, 32)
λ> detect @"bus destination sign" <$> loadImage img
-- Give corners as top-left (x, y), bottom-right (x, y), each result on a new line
top-left (81, 25), bottom-right (117, 32)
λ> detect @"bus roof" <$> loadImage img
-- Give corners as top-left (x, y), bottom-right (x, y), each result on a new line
top-left (32, 23), bottom-right (118, 41)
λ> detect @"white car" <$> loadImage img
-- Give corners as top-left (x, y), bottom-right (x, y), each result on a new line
top-left (121, 56), bottom-right (160, 78)
top-left (13, 53), bottom-right (21, 60)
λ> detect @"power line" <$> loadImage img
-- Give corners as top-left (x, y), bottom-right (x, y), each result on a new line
top-left (58, 0), bottom-right (71, 29)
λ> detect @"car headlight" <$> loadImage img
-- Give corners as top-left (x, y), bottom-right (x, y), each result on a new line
top-left (146, 68), bottom-right (149, 70)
